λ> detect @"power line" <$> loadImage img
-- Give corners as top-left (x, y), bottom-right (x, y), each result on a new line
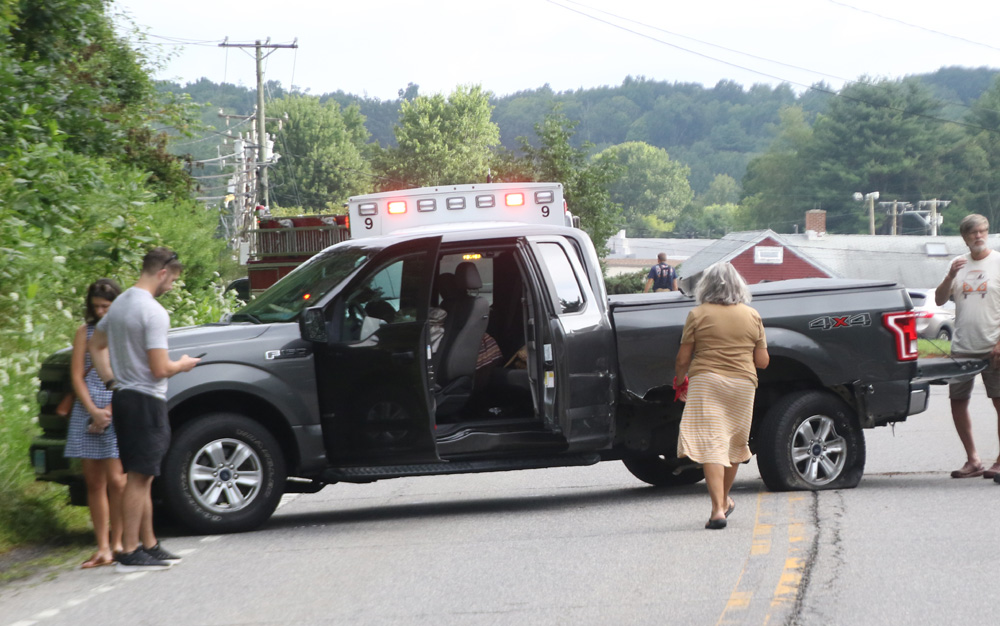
top-left (827, 0), bottom-right (1000, 53)
top-left (544, 0), bottom-right (1000, 136)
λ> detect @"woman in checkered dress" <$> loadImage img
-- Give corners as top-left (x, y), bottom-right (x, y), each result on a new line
top-left (64, 278), bottom-right (126, 568)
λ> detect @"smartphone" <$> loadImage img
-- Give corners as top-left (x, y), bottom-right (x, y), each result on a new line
top-left (192, 352), bottom-right (207, 359)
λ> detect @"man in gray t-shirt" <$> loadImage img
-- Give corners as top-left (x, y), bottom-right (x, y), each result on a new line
top-left (91, 247), bottom-right (200, 572)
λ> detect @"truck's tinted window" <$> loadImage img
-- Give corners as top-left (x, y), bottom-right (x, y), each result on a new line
top-left (537, 243), bottom-right (584, 314)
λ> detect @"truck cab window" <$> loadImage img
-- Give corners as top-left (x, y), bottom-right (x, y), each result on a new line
top-left (536, 243), bottom-right (584, 314)
top-left (341, 256), bottom-right (422, 341)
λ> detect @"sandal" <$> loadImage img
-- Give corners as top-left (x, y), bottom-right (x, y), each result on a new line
top-left (705, 518), bottom-right (727, 530)
top-left (983, 463), bottom-right (1000, 479)
top-left (951, 462), bottom-right (985, 478)
top-left (81, 553), bottom-right (114, 569)
top-left (725, 499), bottom-right (736, 518)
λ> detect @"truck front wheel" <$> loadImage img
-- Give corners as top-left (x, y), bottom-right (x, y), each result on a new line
top-left (756, 390), bottom-right (866, 491)
top-left (161, 413), bottom-right (287, 534)
top-left (623, 454), bottom-right (705, 487)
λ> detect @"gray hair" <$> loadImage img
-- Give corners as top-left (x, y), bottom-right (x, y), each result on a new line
top-left (695, 262), bottom-right (751, 305)
top-left (959, 214), bottom-right (988, 237)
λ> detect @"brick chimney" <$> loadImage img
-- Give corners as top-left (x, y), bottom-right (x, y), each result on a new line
top-left (805, 210), bottom-right (826, 239)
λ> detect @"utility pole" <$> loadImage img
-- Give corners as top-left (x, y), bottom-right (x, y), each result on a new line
top-left (218, 38), bottom-right (298, 209)
top-left (918, 199), bottom-right (951, 236)
top-left (853, 191), bottom-right (880, 235)
top-left (868, 194), bottom-right (876, 236)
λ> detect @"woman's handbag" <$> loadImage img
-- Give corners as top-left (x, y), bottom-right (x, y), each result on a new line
top-left (55, 390), bottom-right (76, 417)
top-left (55, 366), bottom-right (91, 417)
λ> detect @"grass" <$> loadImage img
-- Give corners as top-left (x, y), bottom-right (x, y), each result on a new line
top-left (918, 338), bottom-right (952, 358)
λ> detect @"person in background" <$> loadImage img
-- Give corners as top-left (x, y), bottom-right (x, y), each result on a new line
top-left (674, 262), bottom-right (769, 530)
top-left (934, 213), bottom-right (1000, 479)
top-left (90, 248), bottom-right (200, 572)
top-left (643, 253), bottom-right (677, 292)
top-left (64, 278), bottom-right (126, 568)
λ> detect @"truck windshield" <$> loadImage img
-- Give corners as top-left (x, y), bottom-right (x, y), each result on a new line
top-left (231, 246), bottom-right (375, 324)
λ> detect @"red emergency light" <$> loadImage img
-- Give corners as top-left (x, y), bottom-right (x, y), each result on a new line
top-left (388, 201), bottom-right (407, 214)
top-left (505, 193), bottom-right (525, 207)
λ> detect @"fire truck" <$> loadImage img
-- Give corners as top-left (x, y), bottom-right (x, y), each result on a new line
top-left (245, 212), bottom-right (350, 297)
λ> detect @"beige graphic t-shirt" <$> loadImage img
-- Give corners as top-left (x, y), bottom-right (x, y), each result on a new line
top-left (948, 249), bottom-right (1000, 354)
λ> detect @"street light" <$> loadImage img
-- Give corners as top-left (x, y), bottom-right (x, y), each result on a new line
top-left (854, 191), bottom-right (880, 235)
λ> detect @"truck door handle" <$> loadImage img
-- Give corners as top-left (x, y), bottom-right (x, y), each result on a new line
top-left (392, 351), bottom-right (415, 364)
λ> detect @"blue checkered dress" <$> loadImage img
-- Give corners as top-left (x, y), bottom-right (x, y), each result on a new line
top-left (63, 325), bottom-right (119, 459)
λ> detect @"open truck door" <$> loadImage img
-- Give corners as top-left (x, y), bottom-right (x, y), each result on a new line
top-left (302, 236), bottom-right (442, 465)
top-left (519, 236), bottom-right (616, 449)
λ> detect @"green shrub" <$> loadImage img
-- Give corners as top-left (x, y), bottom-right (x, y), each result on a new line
top-left (604, 269), bottom-right (647, 295)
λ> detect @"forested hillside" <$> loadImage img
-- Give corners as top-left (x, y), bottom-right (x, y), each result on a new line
top-left (160, 67), bottom-right (999, 197)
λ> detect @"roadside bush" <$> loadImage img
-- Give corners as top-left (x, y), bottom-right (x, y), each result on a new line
top-left (604, 269), bottom-right (647, 294)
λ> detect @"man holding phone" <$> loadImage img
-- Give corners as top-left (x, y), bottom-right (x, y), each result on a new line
top-left (90, 247), bottom-right (201, 572)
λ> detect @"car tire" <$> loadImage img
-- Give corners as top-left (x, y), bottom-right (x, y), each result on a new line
top-left (756, 390), bottom-right (866, 492)
top-left (937, 327), bottom-right (952, 341)
top-left (623, 453), bottom-right (705, 487)
top-left (161, 413), bottom-right (286, 534)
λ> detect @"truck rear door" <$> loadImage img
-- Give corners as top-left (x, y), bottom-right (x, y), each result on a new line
top-left (520, 236), bottom-right (616, 449)
top-left (313, 236), bottom-right (441, 464)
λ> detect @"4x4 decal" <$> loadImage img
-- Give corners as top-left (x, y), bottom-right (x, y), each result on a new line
top-left (809, 313), bottom-right (871, 331)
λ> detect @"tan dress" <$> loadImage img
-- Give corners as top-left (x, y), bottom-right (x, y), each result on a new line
top-left (677, 303), bottom-right (767, 466)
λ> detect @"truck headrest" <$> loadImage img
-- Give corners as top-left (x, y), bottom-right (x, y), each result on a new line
top-left (455, 262), bottom-right (483, 290)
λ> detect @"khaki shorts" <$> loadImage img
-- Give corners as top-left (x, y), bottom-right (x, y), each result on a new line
top-left (949, 352), bottom-right (1000, 399)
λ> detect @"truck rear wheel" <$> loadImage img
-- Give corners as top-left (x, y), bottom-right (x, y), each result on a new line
top-left (756, 390), bottom-right (866, 491)
top-left (161, 413), bottom-right (286, 534)
top-left (623, 454), bottom-right (705, 487)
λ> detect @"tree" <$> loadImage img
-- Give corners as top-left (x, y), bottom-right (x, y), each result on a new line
top-left (592, 142), bottom-right (692, 237)
top-left (513, 106), bottom-right (622, 251)
top-left (701, 174), bottom-right (741, 207)
top-left (740, 106), bottom-right (814, 231)
top-left (952, 76), bottom-right (1000, 228)
top-left (376, 85), bottom-right (500, 189)
top-left (268, 95), bottom-right (372, 210)
top-left (799, 78), bottom-right (957, 233)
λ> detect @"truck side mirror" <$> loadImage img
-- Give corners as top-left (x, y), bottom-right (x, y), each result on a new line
top-left (299, 306), bottom-right (328, 343)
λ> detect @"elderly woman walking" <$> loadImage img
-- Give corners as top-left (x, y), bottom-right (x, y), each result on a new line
top-left (674, 262), bottom-right (769, 530)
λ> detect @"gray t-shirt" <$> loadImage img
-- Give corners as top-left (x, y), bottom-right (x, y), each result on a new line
top-left (96, 286), bottom-right (170, 400)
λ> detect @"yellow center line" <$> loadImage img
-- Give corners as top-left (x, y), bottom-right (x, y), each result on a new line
top-left (717, 490), bottom-right (815, 625)
top-left (715, 491), bottom-right (764, 626)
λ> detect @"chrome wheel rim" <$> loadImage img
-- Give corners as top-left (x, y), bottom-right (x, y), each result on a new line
top-left (188, 438), bottom-right (263, 513)
top-left (790, 415), bottom-right (847, 486)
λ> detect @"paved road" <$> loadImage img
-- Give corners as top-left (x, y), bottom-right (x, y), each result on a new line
top-left (3, 385), bottom-right (1000, 625)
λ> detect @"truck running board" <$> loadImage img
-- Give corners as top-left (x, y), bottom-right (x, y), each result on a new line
top-left (321, 453), bottom-right (601, 483)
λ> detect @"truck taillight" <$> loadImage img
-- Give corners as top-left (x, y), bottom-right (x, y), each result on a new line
top-left (505, 193), bottom-right (524, 207)
top-left (883, 311), bottom-right (920, 361)
top-left (388, 201), bottom-right (406, 214)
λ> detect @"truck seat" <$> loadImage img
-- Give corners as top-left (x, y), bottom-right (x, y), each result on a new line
top-left (435, 263), bottom-right (490, 417)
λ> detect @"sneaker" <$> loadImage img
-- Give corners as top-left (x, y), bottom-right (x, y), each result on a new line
top-left (115, 549), bottom-right (170, 572)
top-left (143, 542), bottom-right (182, 563)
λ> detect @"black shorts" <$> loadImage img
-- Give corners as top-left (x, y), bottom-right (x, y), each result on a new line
top-left (112, 389), bottom-right (171, 477)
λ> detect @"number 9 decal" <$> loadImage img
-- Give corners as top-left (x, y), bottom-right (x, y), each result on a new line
top-left (541, 205), bottom-right (550, 218)
top-left (365, 217), bottom-right (374, 229)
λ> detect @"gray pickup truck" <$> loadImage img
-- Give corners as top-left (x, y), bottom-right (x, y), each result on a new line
top-left (29, 222), bottom-right (981, 533)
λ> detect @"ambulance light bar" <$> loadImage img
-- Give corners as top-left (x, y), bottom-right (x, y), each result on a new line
top-left (346, 182), bottom-right (568, 239)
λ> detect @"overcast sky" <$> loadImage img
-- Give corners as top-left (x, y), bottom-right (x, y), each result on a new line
top-left (112, 0), bottom-right (1000, 101)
